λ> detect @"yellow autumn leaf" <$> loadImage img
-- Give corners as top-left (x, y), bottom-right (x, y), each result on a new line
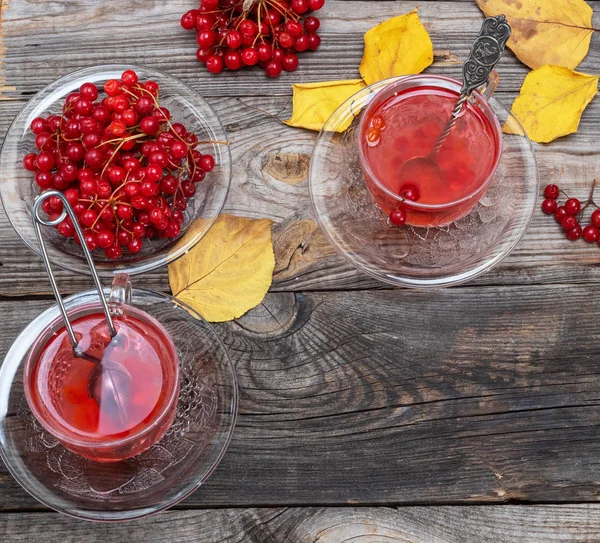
top-left (475, 0), bottom-right (595, 70)
top-left (506, 65), bottom-right (598, 143)
top-left (168, 214), bottom-right (275, 323)
top-left (284, 79), bottom-right (367, 132)
top-left (359, 9), bottom-right (433, 86)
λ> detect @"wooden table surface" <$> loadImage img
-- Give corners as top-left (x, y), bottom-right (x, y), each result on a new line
top-left (2, 0), bottom-right (600, 541)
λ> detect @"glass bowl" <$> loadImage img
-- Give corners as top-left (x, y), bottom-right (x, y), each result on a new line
top-left (309, 76), bottom-right (539, 288)
top-left (0, 288), bottom-right (238, 521)
top-left (0, 64), bottom-right (231, 276)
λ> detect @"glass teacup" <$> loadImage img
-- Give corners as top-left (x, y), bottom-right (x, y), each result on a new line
top-left (358, 74), bottom-right (503, 227)
top-left (23, 274), bottom-right (180, 463)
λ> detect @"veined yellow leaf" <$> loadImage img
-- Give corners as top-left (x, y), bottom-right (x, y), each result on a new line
top-left (475, 0), bottom-right (595, 70)
top-left (168, 214), bottom-right (275, 323)
top-left (359, 9), bottom-right (433, 86)
top-left (507, 65), bottom-right (598, 143)
top-left (284, 79), bottom-right (367, 132)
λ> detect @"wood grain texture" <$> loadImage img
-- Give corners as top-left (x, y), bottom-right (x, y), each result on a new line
top-left (2, 0), bottom-right (600, 535)
top-left (0, 0), bottom-right (599, 294)
top-left (3, 505), bottom-right (600, 542)
top-left (3, 285), bottom-right (600, 509)
top-left (0, 1), bottom-right (540, 98)
top-left (0, 91), bottom-right (599, 294)
top-left (0, 0), bottom-right (598, 98)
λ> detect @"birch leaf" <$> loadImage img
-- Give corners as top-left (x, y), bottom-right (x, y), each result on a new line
top-left (168, 214), bottom-right (275, 322)
top-left (507, 65), bottom-right (598, 143)
top-left (359, 9), bottom-right (433, 85)
top-left (475, 0), bottom-right (595, 70)
top-left (284, 79), bottom-right (367, 132)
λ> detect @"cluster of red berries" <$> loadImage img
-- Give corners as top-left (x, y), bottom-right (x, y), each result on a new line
top-left (22, 69), bottom-right (216, 259)
top-left (541, 182), bottom-right (600, 243)
top-left (181, 0), bottom-right (324, 77)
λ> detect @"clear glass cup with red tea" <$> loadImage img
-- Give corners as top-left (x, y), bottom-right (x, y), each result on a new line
top-left (358, 74), bottom-right (503, 228)
top-left (23, 275), bottom-right (180, 463)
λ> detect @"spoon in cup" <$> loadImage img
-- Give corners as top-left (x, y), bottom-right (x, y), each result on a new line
top-left (396, 15), bottom-right (511, 194)
top-left (33, 190), bottom-right (133, 424)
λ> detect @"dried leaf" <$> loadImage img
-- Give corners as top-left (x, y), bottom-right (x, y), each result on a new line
top-left (168, 214), bottom-right (275, 322)
top-left (475, 0), bottom-right (595, 70)
top-left (359, 9), bottom-right (433, 86)
top-left (507, 65), bottom-right (598, 143)
top-left (284, 79), bottom-right (367, 132)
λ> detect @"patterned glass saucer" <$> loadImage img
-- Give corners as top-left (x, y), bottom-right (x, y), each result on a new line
top-left (309, 77), bottom-right (539, 288)
top-left (0, 288), bottom-right (238, 521)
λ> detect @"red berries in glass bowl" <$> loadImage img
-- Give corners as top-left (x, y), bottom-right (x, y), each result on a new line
top-left (181, 0), bottom-right (325, 77)
top-left (0, 65), bottom-right (231, 276)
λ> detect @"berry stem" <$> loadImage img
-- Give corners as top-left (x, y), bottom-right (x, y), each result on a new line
top-left (577, 179), bottom-right (599, 217)
top-left (100, 133), bottom-right (148, 147)
top-left (588, 178), bottom-right (597, 204)
top-left (100, 138), bottom-right (131, 179)
top-left (266, 0), bottom-right (300, 21)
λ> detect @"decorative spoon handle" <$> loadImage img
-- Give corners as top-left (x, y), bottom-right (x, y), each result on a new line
top-left (433, 15), bottom-right (511, 154)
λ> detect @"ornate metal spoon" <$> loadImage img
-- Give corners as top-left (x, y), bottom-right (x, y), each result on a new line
top-left (434, 15), bottom-right (511, 152)
top-left (396, 15), bottom-right (511, 188)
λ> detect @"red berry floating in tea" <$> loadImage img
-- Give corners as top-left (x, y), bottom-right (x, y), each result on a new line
top-left (180, 0), bottom-right (325, 77)
top-left (389, 208), bottom-right (407, 226)
top-left (22, 70), bottom-right (217, 259)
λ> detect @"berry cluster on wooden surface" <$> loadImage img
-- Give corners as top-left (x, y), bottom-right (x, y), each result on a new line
top-left (181, 0), bottom-right (325, 77)
top-left (22, 69), bottom-right (216, 259)
top-left (541, 181), bottom-right (600, 243)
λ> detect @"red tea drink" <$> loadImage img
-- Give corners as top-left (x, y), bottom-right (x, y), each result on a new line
top-left (359, 77), bottom-right (502, 227)
top-left (26, 307), bottom-right (179, 462)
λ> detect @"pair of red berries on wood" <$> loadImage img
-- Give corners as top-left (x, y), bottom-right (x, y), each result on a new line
top-left (181, 0), bottom-right (325, 77)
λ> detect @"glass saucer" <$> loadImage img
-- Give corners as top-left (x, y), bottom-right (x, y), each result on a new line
top-left (0, 64), bottom-right (231, 277)
top-left (309, 77), bottom-right (539, 288)
top-left (0, 288), bottom-right (238, 521)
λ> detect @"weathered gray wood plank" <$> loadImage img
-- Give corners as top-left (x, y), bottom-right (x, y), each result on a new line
top-left (1, 0), bottom-right (599, 294)
top-left (2, 285), bottom-right (600, 509)
top-left (3, 505), bottom-right (600, 542)
top-left (0, 92), bottom-right (599, 295)
top-left (1, 0), bottom-right (599, 99)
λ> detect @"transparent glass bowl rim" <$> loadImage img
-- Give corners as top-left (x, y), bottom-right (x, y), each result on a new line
top-left (0, 64), bottom-right (232, 277)
top-left (22, 301), bottom-right (181, 451)
top-left (0, 288), bottom-right (239, 521)
top-left (356, 74), bottom-right (504, 210)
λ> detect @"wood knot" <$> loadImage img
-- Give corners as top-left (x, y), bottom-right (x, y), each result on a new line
top-left (235, 293), bottom-right (297, 336)
top-left (273, 219), bottom-right (336, 282)
top-left (263, 153), bottom-right (310, 185)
